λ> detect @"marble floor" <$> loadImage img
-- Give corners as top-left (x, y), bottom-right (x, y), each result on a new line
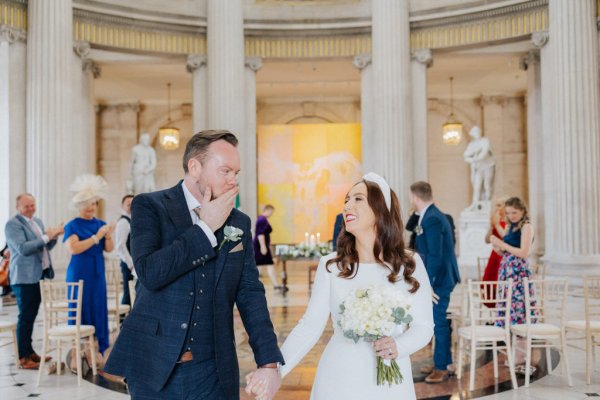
top-left (0, 263), bottom-right (599, 399)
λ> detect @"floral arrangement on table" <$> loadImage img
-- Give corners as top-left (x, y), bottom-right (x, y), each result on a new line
top-left (275, 232), bottom-right (332, 259)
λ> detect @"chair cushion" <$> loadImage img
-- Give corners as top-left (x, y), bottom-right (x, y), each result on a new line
top-left (48, 324), bottom-right (95, 337)
top-left (565, 320), bottom-right (600, 331)
top-left (0, 320), bottom-right (16, 330)
top-left (459, 325), bottom-right (507, 340)
top-left (511, 323), bottom-right (561, 337)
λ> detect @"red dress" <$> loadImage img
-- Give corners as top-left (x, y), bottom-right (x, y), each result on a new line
top-left (482, 221), bottom-right (506, 308)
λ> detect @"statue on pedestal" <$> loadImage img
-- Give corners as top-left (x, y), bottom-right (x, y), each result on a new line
top-left (127, 133), bottom-right (157, 194)
top-left (463, 126), bottom-right (495, 211)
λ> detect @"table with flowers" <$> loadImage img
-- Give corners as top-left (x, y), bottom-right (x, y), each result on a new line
top-left (275, 241), bottom-right (332, 293)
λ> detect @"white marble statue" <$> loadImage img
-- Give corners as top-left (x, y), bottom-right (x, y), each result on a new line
top-left (463, 126), bottom-right (495, 211)
top-left (128, 133), bottom-right (157, 194)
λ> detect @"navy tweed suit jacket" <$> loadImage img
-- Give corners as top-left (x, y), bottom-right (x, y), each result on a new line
top-left (104, 182), bottom-right (284, 397)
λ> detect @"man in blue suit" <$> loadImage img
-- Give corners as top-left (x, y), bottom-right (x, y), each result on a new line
top-left (410, 181), bottom-right (460, 384)
top-left (105, 130), bottom-right (284, 400)
top-left (5, 194), bottom-right (63, 369)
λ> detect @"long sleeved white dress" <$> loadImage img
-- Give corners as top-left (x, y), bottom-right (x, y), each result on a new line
top-left (280, 252), bottom-right (434, 400)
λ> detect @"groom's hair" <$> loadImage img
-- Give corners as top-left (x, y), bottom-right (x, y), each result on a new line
top-left (183, 130), bottom-right (238, 173)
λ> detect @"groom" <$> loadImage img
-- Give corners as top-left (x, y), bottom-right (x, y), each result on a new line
top-left (105, 130), bottom-right (284, 399)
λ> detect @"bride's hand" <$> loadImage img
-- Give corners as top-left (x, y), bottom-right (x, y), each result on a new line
top-left (372, 336), bottom-right (398, 360)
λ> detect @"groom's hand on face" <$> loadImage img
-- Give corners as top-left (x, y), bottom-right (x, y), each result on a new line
top-left (198, 186), bottom-right (239, 231)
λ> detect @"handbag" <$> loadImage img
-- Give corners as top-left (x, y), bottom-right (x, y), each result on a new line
top-left (0, 256), bottom-right (9, 286)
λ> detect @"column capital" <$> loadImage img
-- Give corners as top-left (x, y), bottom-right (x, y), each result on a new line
top-left (353, 54), bottom-right (372, 71)
top-left (73, 40), bottom-right (91, 59)
top-left (531, 31), bottom-right (549, 48)
top-left (519, 50), bottom-right (540, 71)
top-left (186, 54), bottom-right (207, 73)
top-left (0, 25), bottom-right (26, 44)
top-left (245, 56), bottom-right (263, 72)
top-left (411, 48), bottom-right (433, 67)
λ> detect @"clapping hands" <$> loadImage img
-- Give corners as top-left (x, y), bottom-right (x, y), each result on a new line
top-left (96, 223), bottom-right (115, 239)
top-left (46, 223), bottom-right (65, 240)
top-left (245, 367), bottom-right (281, 400)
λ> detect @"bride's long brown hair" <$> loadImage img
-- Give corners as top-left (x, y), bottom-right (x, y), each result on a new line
top-left (326, 180), bottom-right (419, 293)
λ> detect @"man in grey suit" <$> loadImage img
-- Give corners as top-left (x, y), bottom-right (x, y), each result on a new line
top-left (5, 194), bottom-right (63, 369)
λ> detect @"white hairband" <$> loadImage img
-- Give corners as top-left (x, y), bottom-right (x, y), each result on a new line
top-left (363, 172), bottom-right (391, 210)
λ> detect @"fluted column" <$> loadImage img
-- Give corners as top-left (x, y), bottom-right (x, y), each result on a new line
top-left (26, 0), bottom-right (75, 240)
top-left (0, 25), bottom-right (27, 245)
top-left (207, 0), bottom-right (245, 136)
top-left (547, 0), bottom-right (600, 274)
top-left (186, 54), bottom-right (207, 133)
top-left (411, 49), bottom-right (432, 182)
top-left (372, 0), bottom-right (413, 213)
top-left (74, 41), bottom-right (100, 174)
top-left (353, 54), bottom-right (373, 174)
top-left (520, 49), bottom-right (543, 262)
top-left (243, 57), bottom-right (261, 222)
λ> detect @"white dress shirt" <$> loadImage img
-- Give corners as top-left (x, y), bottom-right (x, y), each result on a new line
top-left (181, 182), bottom-right (218, 248)
top-left (115, 213), bottom-right (134, 271)
top-left (418, 203), bottom-right (433, 226)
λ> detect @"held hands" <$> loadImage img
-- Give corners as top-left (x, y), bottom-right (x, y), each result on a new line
top-left (197, 186), bottom-right (239, 232)
top-left (245, 367), bottom-right (281, 400)
top-left (96, 223), bottom-right (115, 239)
top-left (372, 336), bottom-right (398, 360)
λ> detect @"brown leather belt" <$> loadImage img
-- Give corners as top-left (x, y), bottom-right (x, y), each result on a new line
top-left (178, 351), bottom-right (194, 363)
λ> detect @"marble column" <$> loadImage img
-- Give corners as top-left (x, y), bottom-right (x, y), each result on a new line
top-left (411, 49), bottom-right (432, 182)
top-left (186, 54), bottom-right (207, 133)
top-left (371, 0), bottom-right (413, 213)
top-left (0, 25), bottom-right (27, 245)
top-left (547, 0), bottom-right (600, 274)
top-left (243, 57), bottom-right (261, 222)
top-left (520, 50), bottom-right (543, 262)
top-left (353, 54), bottom-right (374, 175)
top-left (26, 0), bottom-right (75, 244)
top-left (207, 0), bottom-right (245, 135)
top-left (74, 41), bottom-right (100, 174)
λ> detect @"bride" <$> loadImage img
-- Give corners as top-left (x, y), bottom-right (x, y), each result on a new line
top-left (247, 173), bottom-right (434, 400)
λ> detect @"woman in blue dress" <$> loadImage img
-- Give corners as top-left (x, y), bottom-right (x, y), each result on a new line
top-left (64, 175), bottom-right (114, 368)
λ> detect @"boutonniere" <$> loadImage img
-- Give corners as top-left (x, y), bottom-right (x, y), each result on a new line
top-left (415, 226), bottom-right (423, 236)
top-left (219, 225), bottom-right (243, 250)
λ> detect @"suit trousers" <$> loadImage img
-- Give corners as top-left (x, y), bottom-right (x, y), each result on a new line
top-left (12, 283), bottom-right (41, 358)
top-left (432, 291), bottom-right (452, 370)
top-left (127, 358), bottom-right (228, 400)
top-left (120, 261), bottom-right (134, 306)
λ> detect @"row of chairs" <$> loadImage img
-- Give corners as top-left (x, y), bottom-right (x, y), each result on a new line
top-left (452, 275), bottom-right (600, 391)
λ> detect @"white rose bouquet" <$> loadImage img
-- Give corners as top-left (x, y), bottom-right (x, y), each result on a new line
top-left (338, 285), bottom-right (413, 386)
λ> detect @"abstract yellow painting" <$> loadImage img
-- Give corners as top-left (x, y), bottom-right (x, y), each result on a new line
top-left (257, 124), bottom-right (362, 244)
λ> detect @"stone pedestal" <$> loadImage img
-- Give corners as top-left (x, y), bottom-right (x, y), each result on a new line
top-left (458, 201), bottom-right (492, 276)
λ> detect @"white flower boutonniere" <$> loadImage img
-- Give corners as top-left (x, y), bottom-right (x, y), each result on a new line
top-left (415, 225), bottom-right (423, 236)
top-left (219, 225), bottom-right (243, 250)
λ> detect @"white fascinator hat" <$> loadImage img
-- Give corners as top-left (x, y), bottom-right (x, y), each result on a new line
top-left (70, 174), bottom-right (108, 207)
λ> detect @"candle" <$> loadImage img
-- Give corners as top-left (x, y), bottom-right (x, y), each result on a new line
top-left (305, 232), bottom-right (309, 246)
top-left (309, 234), bottom-right (316, 248)
top-left (316, 232), bottom-right (321, 244)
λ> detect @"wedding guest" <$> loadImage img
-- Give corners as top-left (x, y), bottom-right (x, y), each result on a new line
top-left (115, 194), bottom-right (135, 305)
top-left (332, 212), bottom-right (343, 250)
top-left (490, 196), bottom-right (536, 365)
top-left (0, 244), bottom-right (12, 297)
top-left (253, 204), bottom-right (281, 291)
top-left (481, 197), bottom-right (507, 307)
top-left (5, 193), bottom-right (63, 369)
top-left (64, 175), bottom-right (114, 369)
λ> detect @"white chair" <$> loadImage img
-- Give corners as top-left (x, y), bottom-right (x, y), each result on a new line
top-left (106, 260), bottom-right (131, 332)
top-left (448, 281), bottom-right (469, 355)
top-left (0, 320), bottom-right (18, 365)
top-left (37, 280), bottom-right (97, 386)
top-left (510, 278), bottom-right (571, 387)
top-left (531, 263), bottom-right (548, 280)
top-left (565, 275), bottom-right (600, 385)
top-left (457, 279), bottom-right (518, 391)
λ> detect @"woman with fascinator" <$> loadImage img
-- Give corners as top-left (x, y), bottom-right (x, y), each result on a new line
top-left (246, 173), bottom-right (434, 400)
top-left (63, 174), bottom-right (114, 371)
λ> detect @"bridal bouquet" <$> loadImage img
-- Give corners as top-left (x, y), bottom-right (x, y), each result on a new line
top-left (338, 285), bottom-right (413, 386)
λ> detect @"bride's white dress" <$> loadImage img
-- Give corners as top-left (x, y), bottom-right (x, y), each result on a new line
top-left (280, 252), bottom-right (434, 400)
